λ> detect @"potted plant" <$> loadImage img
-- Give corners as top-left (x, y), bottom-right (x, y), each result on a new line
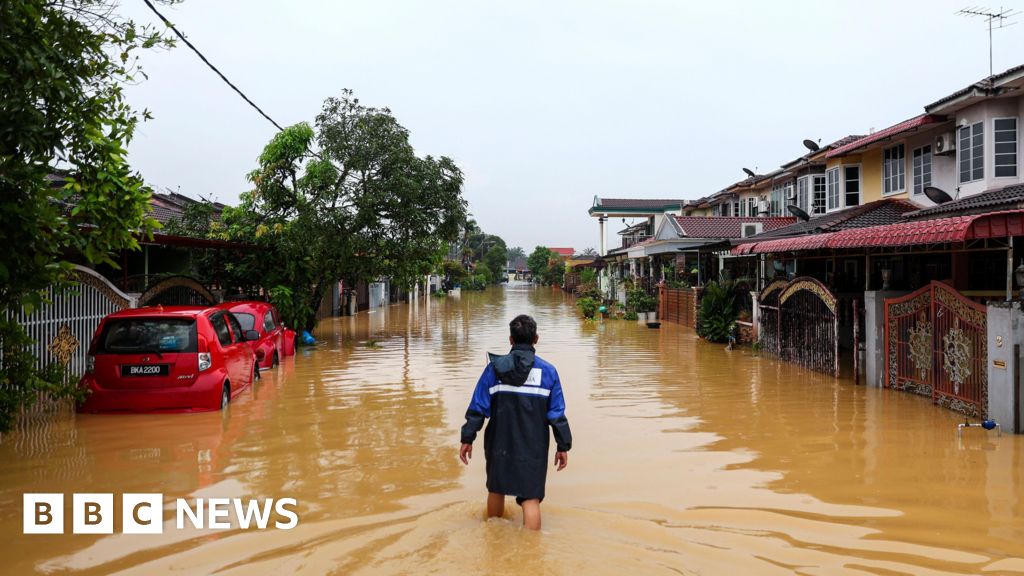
top-left (626, 288), bottom-right (657, 323)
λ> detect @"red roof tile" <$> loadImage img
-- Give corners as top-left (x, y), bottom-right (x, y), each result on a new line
top-left (825, 115), bottom-right (946, 158)
top-left (674, 216), bottom-right (797, 239)
top-left (733, 210), bottom-right (1024, 254)
top-left (546, 247), bottom-right (575, 257)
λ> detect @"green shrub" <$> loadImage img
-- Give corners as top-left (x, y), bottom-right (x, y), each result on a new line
top-left (624, 311), bottom-right (639, 321)
top-left (580, 268), bottom-right (596, 284)
top-left (698, 281), bottom-right (737, 343)
top-left (626, 288), bottom-right (656, 313)
top-left (576, 281), bottom-right (602, 300)
top-left (576, 297), bottom-right (599, 319)
top-left (463, 274), bottom-right (488, 291)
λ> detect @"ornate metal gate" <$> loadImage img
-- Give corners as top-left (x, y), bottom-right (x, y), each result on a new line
top-left (758, 277), bottom-right (839, 376)
top-left (756, 279), bottom-right (787, 360)
top-left (137, 275), bottom-right (216, 307)
top-left (3, 266), bottom-right (135, 382)
top-left (884, 281), bottom-right (987, 417)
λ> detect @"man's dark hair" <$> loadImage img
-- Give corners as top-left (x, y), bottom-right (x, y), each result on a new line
top-left (509, 314), bottom-right (537, 344)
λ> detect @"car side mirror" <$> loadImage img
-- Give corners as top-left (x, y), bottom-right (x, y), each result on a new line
top-left (244, 330), bottom-right (260, 342)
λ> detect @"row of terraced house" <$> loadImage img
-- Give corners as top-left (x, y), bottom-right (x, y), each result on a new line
top-left (586, 64), bottom-right (1024, 430)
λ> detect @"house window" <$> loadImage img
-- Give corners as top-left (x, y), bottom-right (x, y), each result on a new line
top-left (882, 144), bottom-right (905, 194)
top-left (995, 118), bottom-right (1018, 178)
top-left (844, 165), bottom-right (861, 207)
top-left (747, 197), bottom-right (757, 217)
top-left (812, 174), bottom-right (826, 215)
top-left (771, 182), bottom-right (793, 217)
top-left (733, 201), bottom-right (741, 217)
top-left (959, 121), bottom-right (984, 183)
top-left (826, 168), bottom-right (840, 211)
top-left (796, 176), bottom-right (809, 211)
top-left (912, 145), bottom-right (932, 195)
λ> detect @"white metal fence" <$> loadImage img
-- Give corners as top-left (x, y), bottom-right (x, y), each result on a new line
top-left (3, 265), bottom-right (135, 385)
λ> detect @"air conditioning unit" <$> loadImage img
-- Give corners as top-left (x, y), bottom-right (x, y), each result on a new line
top-left (934, 132), bottom-right (956, 155)
top-left (741, 223), bottom-right (763, 238)
top-left (757, 200), bottom-right (769, 216)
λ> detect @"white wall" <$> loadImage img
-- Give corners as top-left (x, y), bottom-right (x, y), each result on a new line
top-left (955, 97), bottom-right (1022, 198)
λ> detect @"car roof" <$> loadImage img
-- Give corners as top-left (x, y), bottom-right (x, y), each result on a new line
top-left (106, 305), bottom-right (214, 319)
top-left (216, 301), bottom-right (273, 314)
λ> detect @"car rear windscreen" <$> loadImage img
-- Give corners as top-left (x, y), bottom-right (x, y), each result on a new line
top-left (98, 318), bottom-right (198, 354)
top-left (232, 312), bottom-right (256, 332)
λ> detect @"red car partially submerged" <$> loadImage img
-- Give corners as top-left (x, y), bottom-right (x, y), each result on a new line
top-left (78, 306), bottom-right (259, 413)
top-left (216, 301), bottom-right (295, 370)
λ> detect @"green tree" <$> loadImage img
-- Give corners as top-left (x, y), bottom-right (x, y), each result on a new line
top-left (506, 246), bottom-right (526, 262)
top-left (0, 0), bottom-right (174, 431)
top-left (483, 244), bottom-right (507, 283)
top-left (527, 246), bottom-right (553, 283)
top-left (238, 92), bottom-right (467, 329)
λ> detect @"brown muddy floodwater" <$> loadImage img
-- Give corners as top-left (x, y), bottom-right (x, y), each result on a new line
top-left (2, 285), bottom-right (1024, 575)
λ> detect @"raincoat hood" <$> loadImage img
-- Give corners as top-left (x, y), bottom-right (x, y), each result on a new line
top-left (488, 344), bottom-right (536, 386)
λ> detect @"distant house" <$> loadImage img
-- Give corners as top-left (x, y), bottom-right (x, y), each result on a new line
top-left (546, 247), bottom-right (575, 258)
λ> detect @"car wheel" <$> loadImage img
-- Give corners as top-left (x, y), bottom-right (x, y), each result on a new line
top-left (220, 383), bottom-right (230, 410)
top-left (272, 351), bottom-right (279, 367)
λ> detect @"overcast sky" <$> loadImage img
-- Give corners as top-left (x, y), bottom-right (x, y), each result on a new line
top-left (121, 0), bottom-right (1024, 253)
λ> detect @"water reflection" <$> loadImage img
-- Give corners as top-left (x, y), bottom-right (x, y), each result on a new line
top-left (0, 286), bottom-right (1021, 574)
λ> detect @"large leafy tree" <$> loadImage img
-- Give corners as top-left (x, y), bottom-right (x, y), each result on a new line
top-left (0, 0), bottom-right (173, 431)
top-left (483, 244), bottom-right (507, 284)
top-left (238, 92), bottom-right (467, 329)
top-left (527, 246), bottom-right (553, 283)
top-left (506, 246), bottom-right (526, 262)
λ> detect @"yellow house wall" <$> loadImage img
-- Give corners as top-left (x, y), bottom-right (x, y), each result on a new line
top-left (828, 146), bottom-right (919, 205)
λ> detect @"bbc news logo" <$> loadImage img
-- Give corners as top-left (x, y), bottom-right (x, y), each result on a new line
top-left (23, 494), bottom-right (299, 534)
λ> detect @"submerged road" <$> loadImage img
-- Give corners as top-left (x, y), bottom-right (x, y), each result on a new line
top-left (1, 285), bottom-right (1023, 574)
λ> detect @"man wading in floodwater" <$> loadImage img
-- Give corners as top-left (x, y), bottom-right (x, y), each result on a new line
top-left (459, 314), bottom-right (572, 530)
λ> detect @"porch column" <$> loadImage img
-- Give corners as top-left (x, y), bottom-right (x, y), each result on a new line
top-left (599, 216), bottom-right (607, 257)
top-left (1007, 240), bottom-right (1014, 302)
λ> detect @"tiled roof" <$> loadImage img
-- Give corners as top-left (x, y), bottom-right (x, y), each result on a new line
top-left (904, 183), bottom-right (1024, 219)
top-left (826, 134), bottom-right (867, 149)
top-left (593, 198), bottom-right (687, 210)
top-left (547, 247), bottom-right (575, 257)
top-left (734, 199), bottom-right (919, 243)
top-left (925, 63), bottom-right (1024, 111)
top-left (674, 216), bottom-right (796, 239)
top-left (826, 115), bottom-right (946, 158)
top-left (734, 210), bottom-right (1024, 255)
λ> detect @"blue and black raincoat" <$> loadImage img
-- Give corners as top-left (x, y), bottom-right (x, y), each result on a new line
top-left (461, 343), bottom-right (572, 503)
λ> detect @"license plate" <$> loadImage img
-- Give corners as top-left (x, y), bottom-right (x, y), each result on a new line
top-left (121, 364), bottom-right (170, 377)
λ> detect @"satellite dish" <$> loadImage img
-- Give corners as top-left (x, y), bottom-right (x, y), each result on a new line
top-left (742, 168), bottom-right (756, 178)
top-left (787, 204), bottom-right (811, 221)
top-left (924, 186), bottom-right (953, 204)
top-left (802, 139), bottom-right (820, 152)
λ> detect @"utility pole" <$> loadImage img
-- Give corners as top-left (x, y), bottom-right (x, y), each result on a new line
top-left (957, 6), bottom-right (1019, 76)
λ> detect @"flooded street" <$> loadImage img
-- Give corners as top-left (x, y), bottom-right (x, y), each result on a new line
top-left (2, 285), bottom-right (1024, 575)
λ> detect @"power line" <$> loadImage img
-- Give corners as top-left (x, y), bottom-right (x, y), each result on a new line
top-left (141, 0), bottom-right (285, 132)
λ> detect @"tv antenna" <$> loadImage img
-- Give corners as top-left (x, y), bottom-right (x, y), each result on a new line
top-left (957, 6), bottom-right (1020, 76)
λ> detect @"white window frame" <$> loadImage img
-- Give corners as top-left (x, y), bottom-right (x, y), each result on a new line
top-left (733, 201), bottom-right (741, 217)
top-left (826, 168), bottom-right (840, 211)
top-left (811, 174), bottom-right (826, 215)
top-left (747, 197), bottom-right (757, 217)
top-left (796, 176), bottom-right (809, 212)
top-left (771, 181), bottom-right (793, 217)
top-left (958, 121), bottom-right (984, 184)
top-left (994, 117), bottom-right (1018, 179)
top-left (912, 144), bottom-right (932, 195)
top-left (882, 143), bottom-right (906, 195)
